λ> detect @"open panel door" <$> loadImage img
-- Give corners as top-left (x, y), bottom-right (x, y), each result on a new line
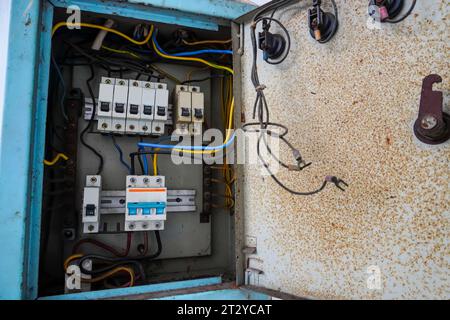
top-left (233, 1), bottom-right (449, 299)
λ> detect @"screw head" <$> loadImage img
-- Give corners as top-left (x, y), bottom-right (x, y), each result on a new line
top-left (115, 124), bottom-right (122, 130)
top-left (130, 177), bottom-right (136, 183)
top-left (142, 223), bottom-right (148, 229)
top-left (101, 122), bottom-right (108, 129)
top-left (133, 81), bottom-right (139, 87)
top-left (90, 177), bottom-right (97, 183)
top-left (88, 225), bottom-right (94, 231)
top-left (129, 124), bottom-right (135, 130)
top-left (142, 126), bottom-right (148, 131)
top-left (143, 177), bottom-right (149, 184)
top-left (155, 223), bottom-right (161, 229)
top-left (63, 229), bottom-right (73, 238)
top-left (105, 79), bottom-right (111, 84)
top-left (421, 115), bottom-right (438, 130)
top-left (145, 83), bottom-right (151, 88)
top-left (128, 223), bottom-right (135, 230)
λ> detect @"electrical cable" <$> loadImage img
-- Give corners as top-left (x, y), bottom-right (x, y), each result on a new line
top-left (165, 48), bottom-right (233, 57)
top-left (78, 230), bottom-right (162, 276)
top-left (152, 149), bottom-right (159, 175)
top-left (51, 55), bottom-right (69, 122)
top-left (182, 38), bottom-right (232, 46)
top-left (79, 65), bottom-right (104, 175)
top-left (52, 22), bottom-right (153, 46)
top-left (181, 74), bottom-right (225, 85)
top-left (43, 153), bottom-right (69, 166)
top-left (72, 232), bottom-right (132, 257)
top-left (385, 0), bottom-right (417, 24)
top-left (317, 0), bottom-right (339, 44)
top-left (83, 266), bottom-right (135, 286)
top-left (152, 30), bottom-right (234, 75)
top-left (246, 0), bottom-right (347, 196)
top-left (111, 135), bottom-right (132, 174)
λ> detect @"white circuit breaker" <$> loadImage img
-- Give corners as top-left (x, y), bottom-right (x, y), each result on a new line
top-left (140, 81), bottom-right (156, 135)
top-left (125, 175), bottom-right (167, 232)
top-left (82, 175), bottom-right (102, 234)
top-left (112, 78), bottom-right (129, 134)
top-left (174, 85), bottom-right (204, 136)
top-left (190, 86), bottom-right (204, 136)
top-left (152, 83), bottom-right (169, 135)
top-left (93, 78), bottom-right (169, 136)
top-left (126, 80), bottom-right (143, 134)
top-left (97, 77), bottom-right (115, 132)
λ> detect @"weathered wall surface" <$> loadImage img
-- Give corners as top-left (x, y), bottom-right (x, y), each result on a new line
top-left (239, 1), bottom-right (449, 299)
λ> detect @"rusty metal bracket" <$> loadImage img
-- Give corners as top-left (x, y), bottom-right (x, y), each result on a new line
top-left (413, 74), bottom-right (450, 145)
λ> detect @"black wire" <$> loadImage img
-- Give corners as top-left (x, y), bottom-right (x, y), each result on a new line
top-left (385, 0), bottom-right (416, 24)
top-left (247, 0), bottom-right (336, 196)
top-left (129, 150), bottom-right (172, 175)
top-left (78, 231), bottom-right (162, 277)
top-left (79, 64), bottom-right (104, 175)
top-left (318, 0), bottom-right (339, 44)
top-left (254, 16), bottom-right (291, 65)
top-left (181, 75), bottom-right (225, 85)
top-left (110, 135), bottom-right (132, 174)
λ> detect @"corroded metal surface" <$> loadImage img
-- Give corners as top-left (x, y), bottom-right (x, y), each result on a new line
top-left (239, 1), bottom-right (449, 299)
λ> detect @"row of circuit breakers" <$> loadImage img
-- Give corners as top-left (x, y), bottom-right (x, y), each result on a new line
top-left (81, 76), bottom-right (207, 234)
top-left (95, 77), bottom-right (205, 136)
top-left (82, 175), bottom-right (168, 233)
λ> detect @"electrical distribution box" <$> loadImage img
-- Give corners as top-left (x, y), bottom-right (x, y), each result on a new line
top-left (8, 0), bottom-right (445, 302)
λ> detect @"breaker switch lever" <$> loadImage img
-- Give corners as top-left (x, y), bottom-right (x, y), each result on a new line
top-left (414, 74), bottom-right (450, 145)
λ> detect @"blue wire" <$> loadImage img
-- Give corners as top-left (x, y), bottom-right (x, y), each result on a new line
top-left (111, 135), bottom-right (132, 174)
top-left (152, 34), bottom-right (232, 56)
top-left (171, 49), bottom-right (232, 56)
top-left (139, 147), bottom-right (149, 175)
top-left (137, 133), bottom-right (236, 151)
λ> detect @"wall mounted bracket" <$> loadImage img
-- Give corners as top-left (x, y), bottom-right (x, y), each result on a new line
top-left (414, 74), bottom-right (450, 145)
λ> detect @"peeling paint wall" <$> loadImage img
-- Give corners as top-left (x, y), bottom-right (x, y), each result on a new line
top-left (238, 1), bottom-right (449, 299)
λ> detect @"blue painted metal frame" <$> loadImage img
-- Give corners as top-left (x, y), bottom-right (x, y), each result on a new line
top-left (0, 0), bottom-right (255, 300)
top-left (51, 0), bottom-right (231, 31)
top-left (40, 277), bottom-right (223, 300)
top-left (154, 289), bottom-right (271, 300)
top-left (0, 0), bottom-right (50, 300)
top-left (128, 0), bottom-right (256, 20)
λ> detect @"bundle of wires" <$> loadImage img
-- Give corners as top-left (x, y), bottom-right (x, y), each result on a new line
top-left (243, 0), bottom-right (346, 195)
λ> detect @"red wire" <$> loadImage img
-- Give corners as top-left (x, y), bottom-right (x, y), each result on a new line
top-left (72, 232), bottom-right (132, 257)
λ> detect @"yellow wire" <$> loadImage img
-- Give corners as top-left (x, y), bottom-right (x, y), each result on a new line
top-left (153, 148), bottom-right (159, 176)
top-left (44, 153), bottom-right (69, 166)
top-left (152, 38), bottom-right (234, 75)
top-left (64, 254), bottom-right (83, 271)
top-left (51, 22), bottom-right (154, 46)
top-left (182, 39), bottom-right (232, 46)
top-left (101, 45), bottom-right (141, 59)
top-left (63, 254), bottom-right (135, 287)
top-left (83, 267), bottom-right (135, 286)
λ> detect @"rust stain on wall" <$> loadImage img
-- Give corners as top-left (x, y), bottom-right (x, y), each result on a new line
top-left (239, 1), bottom-right (449, 299)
